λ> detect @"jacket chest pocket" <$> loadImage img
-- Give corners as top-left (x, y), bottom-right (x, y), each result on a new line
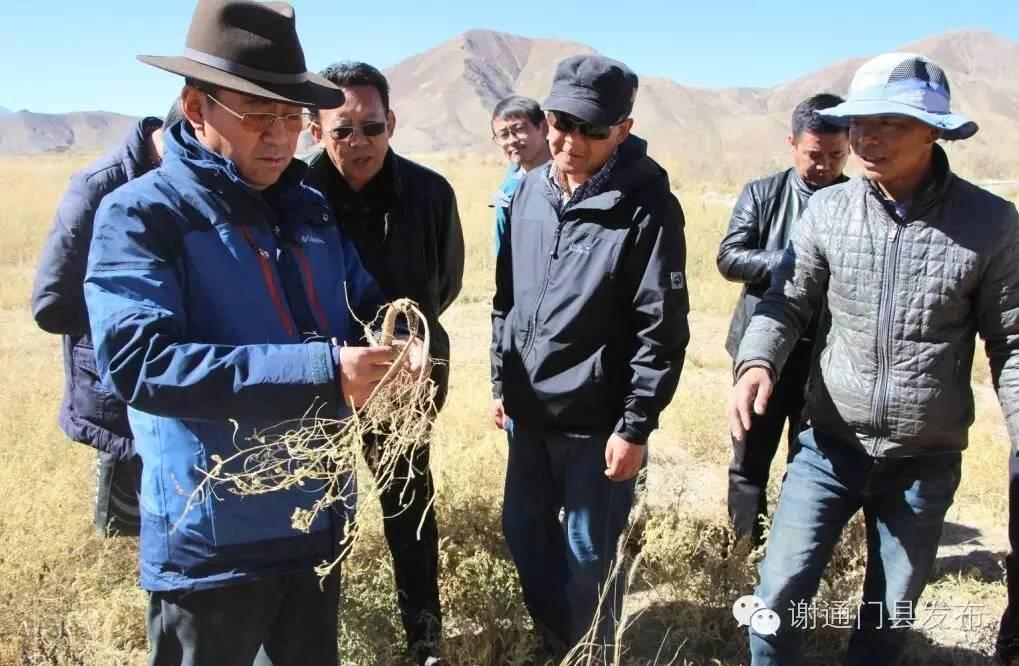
top-left (555, 227), bottom-right (622, 278)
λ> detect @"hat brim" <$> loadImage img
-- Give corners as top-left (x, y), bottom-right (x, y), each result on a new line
top-left (817, 99), bottom-right (978, 141)
top-left (541, 94), bottom-right (622, 126)
top-left (138, 55), bottom-right (345, 109)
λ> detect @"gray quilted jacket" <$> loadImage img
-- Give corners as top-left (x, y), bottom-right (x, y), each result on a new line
top-left (736, 146), bottom-right (1019, 456)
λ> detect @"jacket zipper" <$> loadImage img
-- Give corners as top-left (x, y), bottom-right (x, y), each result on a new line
top-left (870, 221), bottom-right (903, 452)
top-left (522, 219), bottom-right (566, 357)
top-left (290, 242), bottom-right (331, 330)
top-left (237, 225), bottom-right (296, 337)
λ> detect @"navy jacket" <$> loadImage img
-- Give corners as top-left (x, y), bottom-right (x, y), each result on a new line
top-left (84, 121), bottom-right (382, 591)
top-left (32, 117), bottom-right (163, 459)
top-left (491, 135), bottom-right (690, 445)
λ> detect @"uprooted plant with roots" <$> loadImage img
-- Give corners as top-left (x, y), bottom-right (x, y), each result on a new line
top-left (182, 298), bottom-right (439, 576)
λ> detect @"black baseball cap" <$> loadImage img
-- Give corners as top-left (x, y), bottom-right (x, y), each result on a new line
top-left (542, 55), bottom-right (638, 126)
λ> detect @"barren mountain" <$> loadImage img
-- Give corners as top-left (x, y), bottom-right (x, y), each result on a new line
top-left (0, 110), bottom-right (138, 155)
top-left (384, 28), bottom-right (1019, 184)
top-left (2, 29), bottom-right (1016, 183)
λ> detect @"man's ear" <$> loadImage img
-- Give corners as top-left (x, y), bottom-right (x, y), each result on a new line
top-left (928, 127), bottom-right (943, 145)
top-left (386, 108), bottom-right (397, 138)
top-left (614, 118), bottom-right (634, 145)
top-left (539, 119), bottom-right (549, 138)
top-left (309, 121), bottom-right (323, 144)
top-left (180, 85), bottom-right (206, 132)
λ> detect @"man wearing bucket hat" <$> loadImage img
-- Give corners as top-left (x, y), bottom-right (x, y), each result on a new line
top-left (729, 52), bottom-right (1019, 665)
top-left (83, 1), bottom-right (414, 663)
top-left (491, 55), bottom-right (689, 658)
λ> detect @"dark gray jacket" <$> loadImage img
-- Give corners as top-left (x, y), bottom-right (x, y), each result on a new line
top-left (491, 135), bottom-right (690, 445)
top-left (736, 146), bottom-right (1019, 456)
top-left (717, 168), bottom-right (847, 357)
top-left (31, 117), bottom-right (162, 459)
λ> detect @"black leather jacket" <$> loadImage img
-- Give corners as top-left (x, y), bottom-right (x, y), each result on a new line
top-left (717, 168), bottom-right (847, 357)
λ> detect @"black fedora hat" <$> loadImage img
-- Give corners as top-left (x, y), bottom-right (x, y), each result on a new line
top-left (138, 0), bottom-right (344, 109)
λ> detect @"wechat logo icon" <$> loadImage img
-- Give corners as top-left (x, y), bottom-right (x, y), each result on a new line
top-left (732, 594), bottom-right (781, 636)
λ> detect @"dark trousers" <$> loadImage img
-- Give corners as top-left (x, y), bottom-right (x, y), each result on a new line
top-left (728, 348), bottom-right (811, 544)
top-left (147, 568), bottom-right (340, 666)
top-left (363, 434), bottom-right (441, 661)
top-left (997, 451), bottom-right (1019, 659)
top-left (501, 421), bottom-right (642, 658)
top-left (95, 449), bottom-right (142, 537)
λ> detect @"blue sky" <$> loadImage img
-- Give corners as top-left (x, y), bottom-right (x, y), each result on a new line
top-left (3, 0), bottom-right (1017, 116)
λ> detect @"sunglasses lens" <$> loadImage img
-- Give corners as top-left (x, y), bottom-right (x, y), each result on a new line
top-left (330, 127), bottom-right (355, 140)
top-left (362, 122), bottom-right (387, 137)
top-left (549, 111), bottom-right (576, 133)
top-left (582, 124), bottom-right (613, 140)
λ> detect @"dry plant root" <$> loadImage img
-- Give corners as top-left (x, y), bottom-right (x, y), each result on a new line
top-left (181, 298), bottom-right (439, 577)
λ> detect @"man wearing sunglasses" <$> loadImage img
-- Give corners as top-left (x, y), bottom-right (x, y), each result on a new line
top-left (491, 55), bottom-right (689, 659)
top-left (489, 95), bottom-right (551, 255)
top-left (305, 61), bottom-right (464, 666)
top-left (82, 2), bottom-right (410, 663)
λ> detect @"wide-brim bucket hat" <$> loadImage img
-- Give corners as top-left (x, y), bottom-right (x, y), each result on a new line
top-left (817, 52), bottom-right (977, 140)
top-left (138, 0), bottom-right (344, 109)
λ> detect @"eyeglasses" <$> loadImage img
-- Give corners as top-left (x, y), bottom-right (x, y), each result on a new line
top-left (206, 93), bottom-right (304, 133)
top-left (546, 111), bottom-right (615, 140)
top-left (491, 122), bottom-right (533, 144)
top-left (324, 121), bottom-right (388, 142)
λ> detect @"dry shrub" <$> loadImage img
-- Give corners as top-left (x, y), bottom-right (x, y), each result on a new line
top-left (186, 299), bottom-right (438, 576)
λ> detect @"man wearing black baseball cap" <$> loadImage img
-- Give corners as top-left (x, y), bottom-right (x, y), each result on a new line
top-left (491, 54), bottom-right (689, 658)
top-left (83, 1), bottom-right (412, 663)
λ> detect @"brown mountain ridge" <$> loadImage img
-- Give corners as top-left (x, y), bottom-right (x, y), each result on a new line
top-left (383, 27), bottom-right (1019, 184)
top-left (2, 28), bottom-right (1016, 184)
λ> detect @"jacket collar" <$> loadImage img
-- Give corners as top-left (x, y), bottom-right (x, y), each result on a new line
top-left (539, 134), bottom-right (662, 212)
top-left (789, 168), bottom-right (850, 197)
top-left (865, 143), bottom-right (954, 222)
top-left (122, 116), bottom-right (164, 181)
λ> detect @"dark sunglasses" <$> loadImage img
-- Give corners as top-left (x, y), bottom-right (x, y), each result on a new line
top-left (326, 121), bottom-right (388, 141)
top-left (546, 111), bottom-right (614, 140)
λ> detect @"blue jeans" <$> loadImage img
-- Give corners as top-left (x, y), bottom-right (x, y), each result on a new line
top-left (750, 428), bottom-right (961, 666)
top-left (501, 421), bottom-right (643, 654)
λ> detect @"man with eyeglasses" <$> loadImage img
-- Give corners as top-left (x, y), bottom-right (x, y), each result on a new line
top-left (491, 54), bottom-right (689, 659)
top-left (305, 61), bottom-right (464, 666)
top-left (489, 95), bottom-right (551, 255)
top-left (82, 2), bottom-right (414, 663)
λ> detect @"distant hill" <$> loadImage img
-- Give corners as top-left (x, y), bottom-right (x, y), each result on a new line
top-left (3, 28), bottom-right (1017, 183)
top-left (0, 111), bottom-right (138, 155)
top-left (381, 28), bottom-right (1019, 184)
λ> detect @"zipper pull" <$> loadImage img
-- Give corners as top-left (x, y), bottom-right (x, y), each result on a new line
top-left (551, 223), bottom-right (564, 259)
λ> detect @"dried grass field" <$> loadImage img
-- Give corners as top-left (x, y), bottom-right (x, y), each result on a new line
top-left (0, 151), bottom-right (1014, 665)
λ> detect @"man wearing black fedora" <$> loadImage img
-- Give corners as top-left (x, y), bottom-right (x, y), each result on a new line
top-left (490, 55), bottom-right (689, 658)
top-left (83, 1), bottom-right (415, 664)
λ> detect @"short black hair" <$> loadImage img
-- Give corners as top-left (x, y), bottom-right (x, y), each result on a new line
top-left (163, 97), bottom-right (184, 129)
top-left (310, 61), bottom-right (389, 121)
top-left (492, 95), bottom-right (544, 126)
top-left (791, 93), bottom-right (847, 137)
